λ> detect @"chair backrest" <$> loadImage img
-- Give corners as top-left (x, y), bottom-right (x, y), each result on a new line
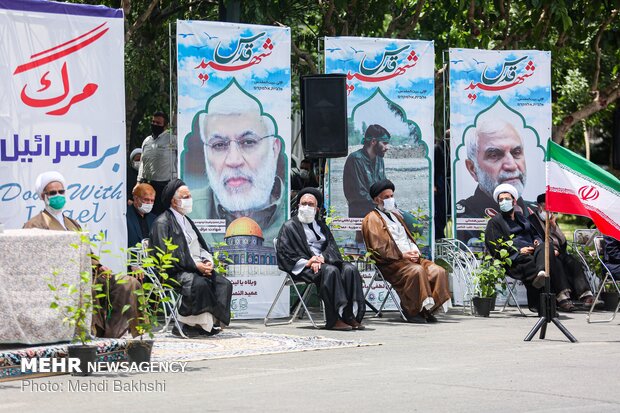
top-left (593, 236), bottom-right (605, 258)
top-left (573, 229), bottom-right (599, 248)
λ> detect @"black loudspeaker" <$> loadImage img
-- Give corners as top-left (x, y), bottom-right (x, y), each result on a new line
top-left (613, 105), bottom-right (620, 170)
top-left (300, 74), bottom-right (348, 158)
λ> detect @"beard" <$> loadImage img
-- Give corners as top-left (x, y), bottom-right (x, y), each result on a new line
top-left (476, 165), bottom-right (527, 198)
top-left (206, 149), bottom-right (278, 212)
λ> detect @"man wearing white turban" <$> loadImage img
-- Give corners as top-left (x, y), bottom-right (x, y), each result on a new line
top-left (23, 171), bottom-right (142, 338)
top-left (484, 183), bottom-right (576, 312)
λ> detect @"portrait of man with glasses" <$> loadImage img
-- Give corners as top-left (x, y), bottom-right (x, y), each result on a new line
top-left (184, 83), bottom-right (287, 245)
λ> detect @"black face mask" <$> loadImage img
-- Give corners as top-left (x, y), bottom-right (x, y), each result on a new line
top-left (151, 124), bottom-right (165, 137)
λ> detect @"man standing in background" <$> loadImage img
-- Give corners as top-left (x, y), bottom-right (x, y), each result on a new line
top-left (138, 111), bottom-right (177, 215)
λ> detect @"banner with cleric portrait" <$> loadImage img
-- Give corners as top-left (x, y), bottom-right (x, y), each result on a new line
top-left (324, 37), bottom-right (435, 249)
top-left (449, 49), bottom-right (551, 249)
top-left (0, 0), bottom-right (126, 270)
top-left (177, 21), bottom-right (291, 319)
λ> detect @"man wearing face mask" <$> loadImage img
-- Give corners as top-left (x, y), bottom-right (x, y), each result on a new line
top-left (362, 179), bottom-right (451, 323)
top-left (126, 148), bottom-right (142, 205)
top-left (149, 179), bottom-right (233, 337)
top-left (485, 184), bottom-right (575, 312)
top-left (127, 183), bottom-right (156, 249)
top-left (138, 111), bottom-right (177, 215)
top-left (527, 193), bottom-right (596, 308)
top-left (276, 188), bottom-right (366, 330)
top-left (24, 171), bottom-right (141, 338)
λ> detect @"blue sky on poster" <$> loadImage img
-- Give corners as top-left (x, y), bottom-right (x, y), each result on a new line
top-left (176, 21), bottom-right (290, 144)
top-left (325, 37), bottom-right (435, 141)
top-left (449, 48), bottom-right (551, 204)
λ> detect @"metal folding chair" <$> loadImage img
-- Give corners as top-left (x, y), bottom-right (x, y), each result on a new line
top-left (264, 239), bottom-right (324, 328)
top-left (127, 239), bottom-right (188, 338)
top-left (587, 236), bottom-right (620, 323)
top-left (572, 228), bottom-right (601, 293)
top-left (499, 275), bottom-right (526, 316)
top-left (363, 264), bottom-right (407, 321)
top-left (264, 272), bottom-right (324, 328)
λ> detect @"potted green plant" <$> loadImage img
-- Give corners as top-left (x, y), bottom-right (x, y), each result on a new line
top-left (125, 238), bottom-right (178, 365)
top-left (48, 233), bottom-right (104, 376)
top-left (472, 236), bottom-right (513, 317)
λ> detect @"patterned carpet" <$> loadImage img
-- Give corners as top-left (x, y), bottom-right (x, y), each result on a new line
top-left (152, 331), bottom-right (378, 363)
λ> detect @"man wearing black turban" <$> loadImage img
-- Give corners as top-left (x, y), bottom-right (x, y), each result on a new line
top-left (150, 179), bottom-right (233, 337)
top-left (276, 188), bottom-right (366, 330)
top-left (362, 179), bottom-right (450, 323)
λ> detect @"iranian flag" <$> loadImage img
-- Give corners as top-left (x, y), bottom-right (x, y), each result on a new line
top-left (546, 140), bottom-right (620, 239)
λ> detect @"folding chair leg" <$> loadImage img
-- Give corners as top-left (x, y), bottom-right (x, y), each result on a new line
top-left (163, 295), bottom-right (188, 338)
top-left (500, 281), bottom-right (526, 316)
top-left (264, 276), bottom-right (321, 328)
top-left (587, 274), bottom-right (620, 323)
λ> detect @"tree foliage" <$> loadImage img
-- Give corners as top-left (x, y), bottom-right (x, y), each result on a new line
top-left (67, 0), bottom-right (619, 166)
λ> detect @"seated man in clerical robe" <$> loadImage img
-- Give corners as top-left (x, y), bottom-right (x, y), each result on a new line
top-left (485, 183), bottom-right (575, 312)
top-left (276, 188), bottom-right (366, 330)
top-left (362, 179), bottom-right (451, 323)
top-left (149, 179), bottom-right (232, 338)
top-left (23, 171), bottom-right (141, 338)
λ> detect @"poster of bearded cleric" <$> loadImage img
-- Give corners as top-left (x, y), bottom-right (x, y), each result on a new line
top-left (0, 2), bottom-right (127, 270)
top-left (177, 21), bottom-right (290, 318)
top-left (324, 37), bottom-right (435, 251)
top-left (449, 49), bottom-right (551, 249)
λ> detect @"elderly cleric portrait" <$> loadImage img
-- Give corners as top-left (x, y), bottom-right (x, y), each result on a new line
top-left (455, 102), bottom-right (542, 247)
top-left (181, 81), bottom-right (287, 245)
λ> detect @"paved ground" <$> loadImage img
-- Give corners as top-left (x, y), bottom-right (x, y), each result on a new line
top-left (2, 307), bottom-right (620, 413)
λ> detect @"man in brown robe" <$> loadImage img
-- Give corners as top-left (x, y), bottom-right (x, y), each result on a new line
top-left (362, 179), bottom-right (451, 323)
top-left (23, 171), bottom-right (140, 338)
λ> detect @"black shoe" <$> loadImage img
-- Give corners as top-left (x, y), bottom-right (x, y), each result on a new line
top-left (425, 313), bottom-right (439, 323)
top-left (200, 327), bottom-right (222, 337)
top-left (171, 325), bottom-right (201, 338)
top-left (405, 314), bottom-right (427, 324)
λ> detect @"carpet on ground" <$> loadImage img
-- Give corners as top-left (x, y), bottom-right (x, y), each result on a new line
top-left (0, 332), bottom-right (379, 381)
top-left (152, 331), bottom-right (379, 363)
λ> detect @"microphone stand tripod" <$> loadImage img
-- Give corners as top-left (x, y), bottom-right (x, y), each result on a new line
top-left (524, 209), bottom-right (577, 342)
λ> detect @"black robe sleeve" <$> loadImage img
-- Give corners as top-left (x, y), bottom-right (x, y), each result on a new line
top-left (484, 215), bottom-right (518, 261)
top-left (149, 210), bottom-right (199, 277)
top-left (276, 218), bottom-right (343, 273)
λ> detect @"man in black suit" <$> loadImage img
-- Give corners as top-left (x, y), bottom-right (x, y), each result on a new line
top-left (127, 183), bottom-right (157, 248)
top-left (528, 193), bottom-right (595, 308)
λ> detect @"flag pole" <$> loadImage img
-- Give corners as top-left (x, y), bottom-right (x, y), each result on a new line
top-left (524, 141), bottom-right (577, 342)
top-left (545, 209), bottom-right (550, 283)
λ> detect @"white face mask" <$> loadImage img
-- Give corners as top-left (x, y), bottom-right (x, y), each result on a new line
top-left (299, 169), bottom-right (310, 180)
top-left (177, 198), bottom-right (193, 215)
top-left (382, 197), bottom-right (396, 212)
top-left (297, 205), bottom-right (316, 224)
top-left (499, 199), bottom-right (513, 213)
top-left (538, 211), bottom-right (556, 221)
top-left (137, 202), bottom-right (153, 214)
top-left (132, 161), bottom-right (141, 171)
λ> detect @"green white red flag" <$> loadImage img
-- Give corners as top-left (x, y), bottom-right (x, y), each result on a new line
top-left (546, 140), bottom-right (620, 239)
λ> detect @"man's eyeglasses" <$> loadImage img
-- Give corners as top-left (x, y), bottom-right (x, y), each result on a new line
top-left (204, 134), bottom-right (274, 154)
top-left (45, 190), bottom-right (66, 196)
